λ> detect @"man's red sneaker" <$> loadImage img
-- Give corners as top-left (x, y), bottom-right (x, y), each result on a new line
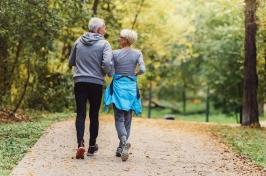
top-left (76, 147), bottom-right (85, 159)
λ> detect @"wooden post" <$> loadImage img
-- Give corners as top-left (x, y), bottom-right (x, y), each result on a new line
top-left (205, 86), bottom-right (210, 122)
top-left (182, 83), bottom-right (186, 114)
top-left (148, 80), bottom-right (152, 119)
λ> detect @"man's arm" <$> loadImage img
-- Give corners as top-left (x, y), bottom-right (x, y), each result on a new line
top-left (102, 42), bottom-right (113, 76)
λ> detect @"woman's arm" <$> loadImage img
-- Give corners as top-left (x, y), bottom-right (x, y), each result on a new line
top-left (135, 52), bottom-right (145, 76)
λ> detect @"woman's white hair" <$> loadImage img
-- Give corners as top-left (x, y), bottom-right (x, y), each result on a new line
top-left (120, 29), bottom-right (138, 45)
top-left (88, 17), bottom-right (105, 33)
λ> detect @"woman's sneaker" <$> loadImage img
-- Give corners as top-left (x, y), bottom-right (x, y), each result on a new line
top-left (87, 144), bottom-right (98, 156)
top-left (121, 143), bottom-right (131, 161)
top-left (116, 146), bottom-right (122, 157)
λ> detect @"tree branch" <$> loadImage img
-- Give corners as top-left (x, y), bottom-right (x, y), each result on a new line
top-left (11, 57), bottom-right (30, 115)
top-left (92, 0), bottom-right (100, 17)
top-left (131, 0), bottom-right (145, 29)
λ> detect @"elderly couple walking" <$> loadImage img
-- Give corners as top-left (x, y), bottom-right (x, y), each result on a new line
top-left (69, 17), bottom-right (145, 161)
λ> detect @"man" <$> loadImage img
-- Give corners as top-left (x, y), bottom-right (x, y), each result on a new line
top-left (69, 17), bottom-right (112, 159)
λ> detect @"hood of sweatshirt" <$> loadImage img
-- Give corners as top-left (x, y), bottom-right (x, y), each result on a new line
top-left (80, 32), bottom-right (104, 46)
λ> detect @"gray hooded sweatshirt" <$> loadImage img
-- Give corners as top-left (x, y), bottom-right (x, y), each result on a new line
top-left (69, 32), bottom-right (113, 85)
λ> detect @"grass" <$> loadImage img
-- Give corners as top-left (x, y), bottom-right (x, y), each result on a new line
top-left (211, 125), bottom-right (266, 169)
top-left (0, 112), bottom-right (72, 176)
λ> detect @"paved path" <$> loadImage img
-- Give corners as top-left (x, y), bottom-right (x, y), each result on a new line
top-left (11, 116), bottom-right (265, 176)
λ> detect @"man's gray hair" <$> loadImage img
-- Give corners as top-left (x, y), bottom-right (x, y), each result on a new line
top-left (88, 17), bottom-right (105, 33)
top-left (120, 29), bottom-right (138, 45)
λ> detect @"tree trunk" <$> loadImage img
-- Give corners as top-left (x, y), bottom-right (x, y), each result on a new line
top-left (238, 82), bottom-right (243, 124)
top-left (0, 38), bottom-right (9, 105)
top-left (131, 0), bottom-right (145, 29)
top-left (92, 0), bottom-right (99, 17)
top-left (242, 0), bottom-right (260, 126)
top-left (239, 105), bottom-right (243, 124)
top-left (11, 58), bottom-right (30, 115)
top-left (9, 41), bottom-right (22, 88)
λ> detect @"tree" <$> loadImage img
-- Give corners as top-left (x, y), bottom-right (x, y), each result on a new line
top-left (1, 0), bottom-right (265, 117)
top-left (242, 0), bottom-right (260, 126)
top-left (190, 0), bottom-right (245, 120)
top-left (0, 0), bottom-right (60, 113)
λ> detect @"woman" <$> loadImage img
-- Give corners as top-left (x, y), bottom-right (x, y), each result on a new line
top-left (104, 29), bottom-right (145, 161)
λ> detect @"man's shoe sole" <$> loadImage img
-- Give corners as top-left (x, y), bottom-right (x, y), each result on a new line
top-left (87, 151), bottom-right (97, 156)
top-left (76, 147), bottom-right (85, 159)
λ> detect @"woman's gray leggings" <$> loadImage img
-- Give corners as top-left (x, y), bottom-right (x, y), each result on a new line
top-left (113, 105), bottom-right (132, 145)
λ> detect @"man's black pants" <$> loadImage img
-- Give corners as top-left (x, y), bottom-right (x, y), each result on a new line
top-left (74, 82), bottom-right (103, 147)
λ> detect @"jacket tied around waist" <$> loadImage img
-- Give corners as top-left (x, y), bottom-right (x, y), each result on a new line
top-left (103, 74), bottom-right (142, 116)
